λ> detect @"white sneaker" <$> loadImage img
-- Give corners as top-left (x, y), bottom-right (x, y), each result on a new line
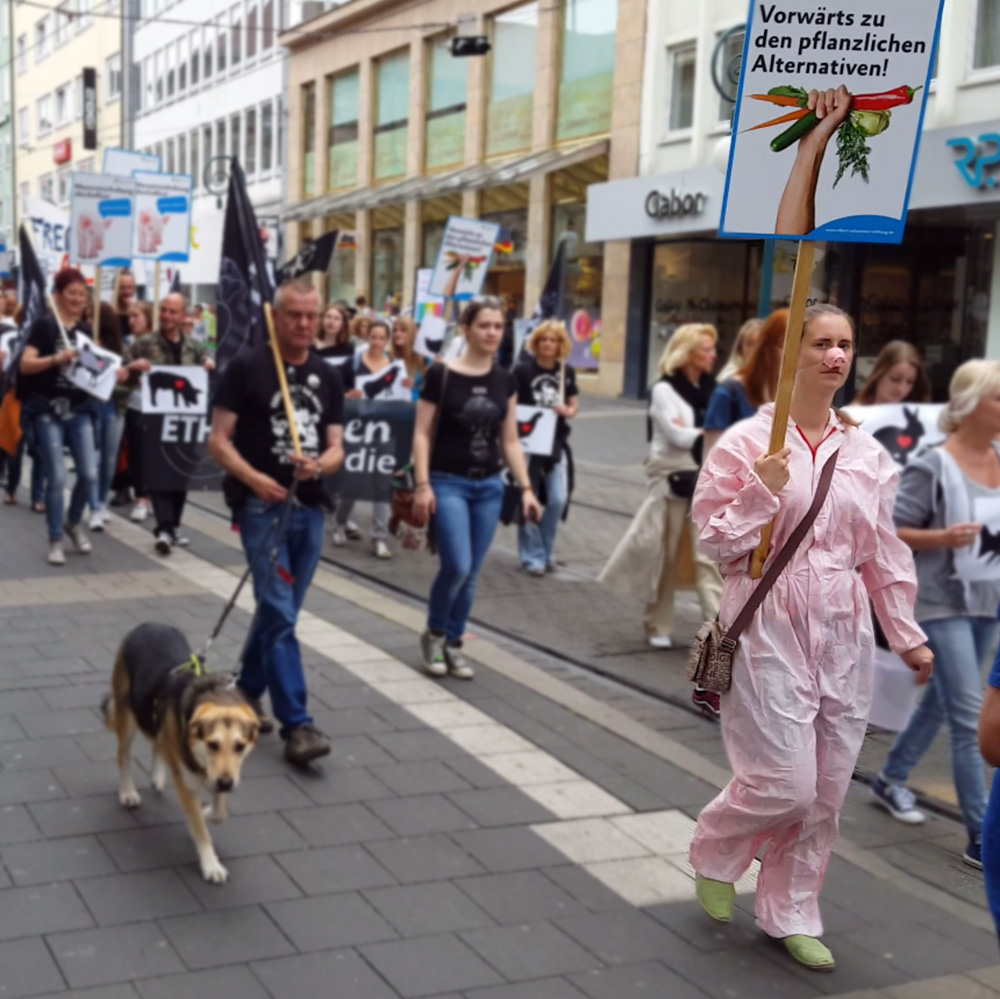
top-left (131, 502), bottom-right (149, 523)
top-left (373, 540), bottom-right (391, 559)
top-left (420, 630), bottom-right (447, 677)
top-left (345, 519), bottom-right (362, 540)
top-left (154, 531), bottom-right (172, 555)
top-left (48, 541), bottom-right (66, 566)
top-left (171, 534), bottom-right (190, 548)
top-left (89, 507), bottom-right (106, 532)
top-left (331, 525), bottom-right (347, 546)
top-left (64, 522), bottom-right (92, 554)
top-left (648, 635), bottom-right (673, 649)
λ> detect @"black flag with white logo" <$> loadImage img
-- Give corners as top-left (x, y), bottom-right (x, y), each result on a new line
top-left (1, 225), bottom-right (49, 397)
top-left (276, 229), bottom-right (338, 283)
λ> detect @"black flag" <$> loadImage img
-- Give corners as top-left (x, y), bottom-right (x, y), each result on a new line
top-left (1, 225), bottom-right (49, 397)
top-left (214, 162), bottom-right (275, 371)
top-left (276, 229), bottom-right (338, 283)
top-left (515, 239), bottom-right (568, 364)
top-left (169, 268), bottom-right (182, 294)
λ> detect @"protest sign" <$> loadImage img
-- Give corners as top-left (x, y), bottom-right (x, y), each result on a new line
top-left (133, 172), bottom-right (193, 263)
top-left (140, 365), bottom-right (209, 416)
top-left (24, 198), bottom-right (70, 283)
top-left (720, 0), bottom-right (944, 243)
top-left (355, 361), bottom-right (411, 402)
top-left (415, 268), bottom-right (443, 321)
top-left (64, 332), bottom-right (121, 402)
top-left (516, 405), bottom-right (558, 458)
top-left (842, 402), bottom-right (945, 466)
top-left (0, 330), bottom-right (16, 371)
top-left (955, 497), bottom-right (1000, 582)
top-left (69, 174), bottom-right (134, 268)
top-left (142, 411), bottom-right (222, 493)
top-left (104, 147), bottom-right (161, 177)
top-left (428, 217), bottom-right (501, 299)
top-left (415, 314), bottom-right (448, 358)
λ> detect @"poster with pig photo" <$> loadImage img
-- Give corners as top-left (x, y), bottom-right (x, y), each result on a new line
top-left (841, 402), bottom-right (945, 466)
top-left (140, 365), bottom-right (209, 416)
top-left (132, 171), bottom-right (193, 263)
top-left (70, 174), bottom-right (135, 268)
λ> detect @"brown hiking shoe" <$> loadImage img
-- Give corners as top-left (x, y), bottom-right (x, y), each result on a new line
top-left (243, 695), bottom-right (275, 735)
top-left (284, 725), bottom-right (331, 765)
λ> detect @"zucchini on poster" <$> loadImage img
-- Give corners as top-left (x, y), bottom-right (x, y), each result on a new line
top-left (720, 0), bottom-right (945, 244)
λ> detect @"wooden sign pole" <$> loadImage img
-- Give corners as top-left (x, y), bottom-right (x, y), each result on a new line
top-left (152, 262), bottom-right (162, 329)
top-left (93, 266), bottom-right (102, 326)
top-left (749, 240), bottom-right (816, 579)
top-left (263, 302), bottom-right (302, 457)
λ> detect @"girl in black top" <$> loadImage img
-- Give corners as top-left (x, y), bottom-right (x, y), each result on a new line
top-left (413, 297), bottom-right (541, 679)
top-left (315, 304), bottom-right (354, 360)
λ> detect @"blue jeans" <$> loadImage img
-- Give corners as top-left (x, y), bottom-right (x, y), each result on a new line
top-left (3, 425), bottom-right (44, 505)
top-left (30, 406), bottom-right (97, 541)
top-left (428, 472), bottom-right (504, 643)
top-left (90, 401), bottom-right (125, 511)
top-left (237, 499), bottom-right (324, 738)
top-left (984, 768), bottom-right (1000, 936)
top-left (518, 457), bottom-right (567, 571)
top-left (883, 615), bottom-right (998, 840)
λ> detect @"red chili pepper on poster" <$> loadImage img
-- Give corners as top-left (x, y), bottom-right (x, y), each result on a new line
top-left (852, 85), bottom-right (923, 110)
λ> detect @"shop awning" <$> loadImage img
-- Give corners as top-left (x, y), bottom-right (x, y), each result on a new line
top-left (279, 138), bottom-right (610, 223)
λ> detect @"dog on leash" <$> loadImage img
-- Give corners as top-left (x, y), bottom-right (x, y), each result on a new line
top-left (102, 622), bottom-right (259, 884)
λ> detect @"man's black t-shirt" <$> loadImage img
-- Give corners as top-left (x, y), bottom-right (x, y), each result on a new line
top-left (213, 343), bottom-right (344, 506)
top-left (421, 362), bottom-right (516, 478)
top-left (514, 359), bottom-right (579, 454)
top-left (22, 315), bottom-right (92, 413)
top-left (314, 343), bottom-right (355, 391)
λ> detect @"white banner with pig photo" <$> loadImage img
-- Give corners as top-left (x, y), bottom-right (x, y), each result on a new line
top-left (64, 332), bottom-right (121, 402)
top-left (354, 361), bottom-right (411, 402)
top-left (842, 402), bottom-right (945, 466)
top-left (719, 0), bottom-right (945, 243)
top-left (133, 172), bottom-right (193, 263)
top-left (140, 365), bottom-right (209, 416)
top-left (428, 217), bottom-right (501, 300)
top-left (69, 173), bottom-right (134, 268)
top-left (516, 405), bottom-right (558, 458)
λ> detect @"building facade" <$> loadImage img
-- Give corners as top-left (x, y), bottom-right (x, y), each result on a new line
top-left (280, 0), bottom-right (643, 395)
top-left (128, 0), bottom-right (285, 302)
top-left (12, 0), bottom-right (122, 231)
top-left (588, 0), bottom-right (1000, 399)
top-left (0, 0), bottom-right (15, 242)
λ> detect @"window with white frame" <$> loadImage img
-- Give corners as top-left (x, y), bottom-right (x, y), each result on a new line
top-left (230, 111), bottom-right (241, 164)
top-left (55, 3), bottom-right (71, 46)
top-left (260, 99), bottom-right (272, 172)
top-left (975, 0), bottom-right (1000, 69)
top-left (76, 0), bottom-right (93, 31)
top-left (246, 0), bottom-right (257, 59)
top-left (0, 73), bottom-right (8, 109)
top-left (155, 50), bottom-right (163, 103)
top-left (19, 183), bottom-right (29, 214)
top-left (715, 30), bottom-right (744, 122)
top-left (178, 133), bottom-right (187, 174)
top-left (217, 17), bottom-right (227, 73)
top-left (167, 46), bottom-right (176, 98)
top-left (166, 138), bottom-right (175, 173)
top-left (77, 157), bottom-right (94, 171)
top-left (178, 38), bottom-right (187, 91)
top-left (55, 85), bottom-right (70, 126)
top-left (73, 75), bottom-right (83, 119)
top-left (144, 56), bottom-right (154, 109)
top-left (57, 167), bottom-right (70, 205)
top-left (2, 136), bottom-right (10, 166)
top-left (276, 94), bottom-right (282, 165)
top-left (0, 6), bottom-right (7, 39)
top-left (17, 107), bottom-right (28, 145)
top-left (667, 43), bottom-right (696, 132)
top-left (231, 4), bottom-right (242, 66)
top-left (204, 28), bottom-right (213, 79)
top-left (35, 18), bottom-right (49, 60)
top-left (216, 117), bottom-right (225, 158)
top-left (262, 0), bottom-right (273, 49)
top-left (39, 173), bottom-right (54, 203)
top-left (190, 128), bottom-right (200, 188)
top-left (107, 53), bottom-right (122, 101)
top-left (16, 35), bottom-right (27, 74)
top-left (37, 94), bottom-right (53, 136)
top-left (245, 105), bottom-right (257, 174)
top-left (190, 30), bottom-right (200, 86)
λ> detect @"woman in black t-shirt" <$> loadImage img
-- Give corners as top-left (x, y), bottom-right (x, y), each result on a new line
top-left (413, 297), bottom-right (542, 679)
top-left (513, 320), bottom-right (579, 576)
top-left (315, 304), bottom-right (354, 360)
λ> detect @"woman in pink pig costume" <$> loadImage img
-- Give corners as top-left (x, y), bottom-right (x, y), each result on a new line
top-left (688, 303), bottom-right (934, 972)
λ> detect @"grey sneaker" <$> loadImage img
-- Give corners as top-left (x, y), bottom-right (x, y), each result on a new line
top-left (331, 525), bottom-right (347, 546)
top-left (373, 539), bottom-right (391, 559)
top-left (871, 775), bottom-right (926, 825)
top-left (284, 725), bottom-right (331, 765)
top-left (345, 520), bottom-right (362, 540)
top-left (48, 541), bottom-right (66, 566)
top-left (154, 531), bottom-right (172, 555)
top-left (421, 630), bottom-right (447, 677)
top-left (64, 522), bottom-right (92, 553)
top-left (444, 642), bottom-right (475, 680)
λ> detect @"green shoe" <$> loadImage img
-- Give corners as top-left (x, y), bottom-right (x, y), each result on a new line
top-left (695, 873), bottom-right (735, 923)
top-left (783, 935), bottom-right (835, 971)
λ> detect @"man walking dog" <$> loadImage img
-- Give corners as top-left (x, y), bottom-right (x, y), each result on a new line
top-left (209, 279), bottom-right (345, 765)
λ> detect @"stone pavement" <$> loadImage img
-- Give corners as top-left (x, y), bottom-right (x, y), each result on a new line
top-left (0, 493), bottom-right (997, 998)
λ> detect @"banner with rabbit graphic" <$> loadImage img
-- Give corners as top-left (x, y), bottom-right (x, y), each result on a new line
top-left (842, 403), bottom-right (945, 466)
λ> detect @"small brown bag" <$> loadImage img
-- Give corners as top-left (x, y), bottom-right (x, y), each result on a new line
top-left (688, 448), bottom-right (839, 693)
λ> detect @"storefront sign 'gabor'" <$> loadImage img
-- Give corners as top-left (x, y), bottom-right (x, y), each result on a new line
top-left (644, 189), bottom-right (709, 221)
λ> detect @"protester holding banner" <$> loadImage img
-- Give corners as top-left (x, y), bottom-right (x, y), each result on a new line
top-left (689, 304), bottom-right (932, 971)
top-left (209, 278), bottom-right (345, 765)
top-left (390, 318), bottom-right (425, 401)
top-left (852, 341), bottom-right (931, 406)
top-left (718, 318), bottom-right (763, 382)
top-left (871, 360), bottom-right (1000, 868)
top-left (315, 304), bottom-right (354, 360)
top-left (514, 321), bottom-right (578, 576)
top-left (703, 308), bottom-right (787, 456)
top-left (113, 302), bottom-right (156, 515)
top-left (124, 292), bottom-right (214, 553)
top-left (18, 268), bottom-right (99, 565)
top-left (114, 272), bottom-right (137, 342)
top-left (413, 297), bottom-right (542, 680)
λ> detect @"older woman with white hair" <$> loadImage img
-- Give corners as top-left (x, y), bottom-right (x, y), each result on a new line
top-left (600, 323), bottom-right (724, 713)
top-left (872, 359), bottom-right (1000, 869)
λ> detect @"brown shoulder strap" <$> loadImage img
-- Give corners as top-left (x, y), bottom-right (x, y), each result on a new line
top-left (725, 447), bottom-right (840, 645)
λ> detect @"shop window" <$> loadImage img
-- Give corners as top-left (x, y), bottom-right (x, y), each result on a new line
top-left (371, 227), bottom-right (404, 312)
top-left (486, 3), bottom-right (537, 157)
top-left (302, 82), bottom-right (316, 196)
top-left (556, 0), bottom-right (617, 143)
top-left (422, 220), bottom-right (446, 268)
top-left (667, 43), bottom-right (696, 133)
top-left (552, 202), bottom-right (604, 370)
top-left (425, 37), bottom-right (467, 171)
top-left (328, 226), bottom-right (355, 303)
top-left (374, 51), bottom-right (409, 181)
top-left (715, 29), bottom-right (743, 123)
top-left (328, 68), bottom-right (359, 190)
top-left (975, 0), bottom-right (1000, 69)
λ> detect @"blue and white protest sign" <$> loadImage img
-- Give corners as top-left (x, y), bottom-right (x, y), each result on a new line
top-left (133, 171), bottom-right (193, 263)
top-left (69, 173), bottom-right (134, 268)
top-left (25, 197), bottom-right (69, 282)
top-left (428, 216), bottom-right (501, 300)
top-left (720, 0), bottom-right (944, 243)
top-left (103, 147), bottom-right (161, 177)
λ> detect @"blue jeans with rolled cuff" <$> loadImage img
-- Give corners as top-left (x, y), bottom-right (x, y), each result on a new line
top-left (518, 456), bottom-right (567, 572)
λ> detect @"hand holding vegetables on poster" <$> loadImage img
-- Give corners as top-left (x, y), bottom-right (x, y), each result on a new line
top-left (720, 0), bottom-right (944, 243)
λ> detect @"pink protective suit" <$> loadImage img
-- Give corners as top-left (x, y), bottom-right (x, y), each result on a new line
top-left (689, 404), bottom-right (926, 938)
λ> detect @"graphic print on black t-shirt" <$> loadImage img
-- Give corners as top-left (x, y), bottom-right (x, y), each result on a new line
top-left (268, 369), bottom-right (325, 462)
top-left (514, 359), bottom-right (578, 451)
top-left (462, 390), bottom-right (503, 464)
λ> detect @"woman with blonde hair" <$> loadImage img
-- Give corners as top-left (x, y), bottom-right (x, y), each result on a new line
top-left (350, 314), bottom-right (372, 348)
top-left (871, 359), bottom-right (1000, 870)
top-left (391, 317), bottom-right (426, 401)
top-left (600, 323), bottom-right (724, 714)
top-left (718, 317), bottom-right (764, 381)
top-left (703, 308), bottom-right (788, 455)
top-left (852, 339), bottom-right (931, 405)
top-left (514, 320), bottom-right (579, 575)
